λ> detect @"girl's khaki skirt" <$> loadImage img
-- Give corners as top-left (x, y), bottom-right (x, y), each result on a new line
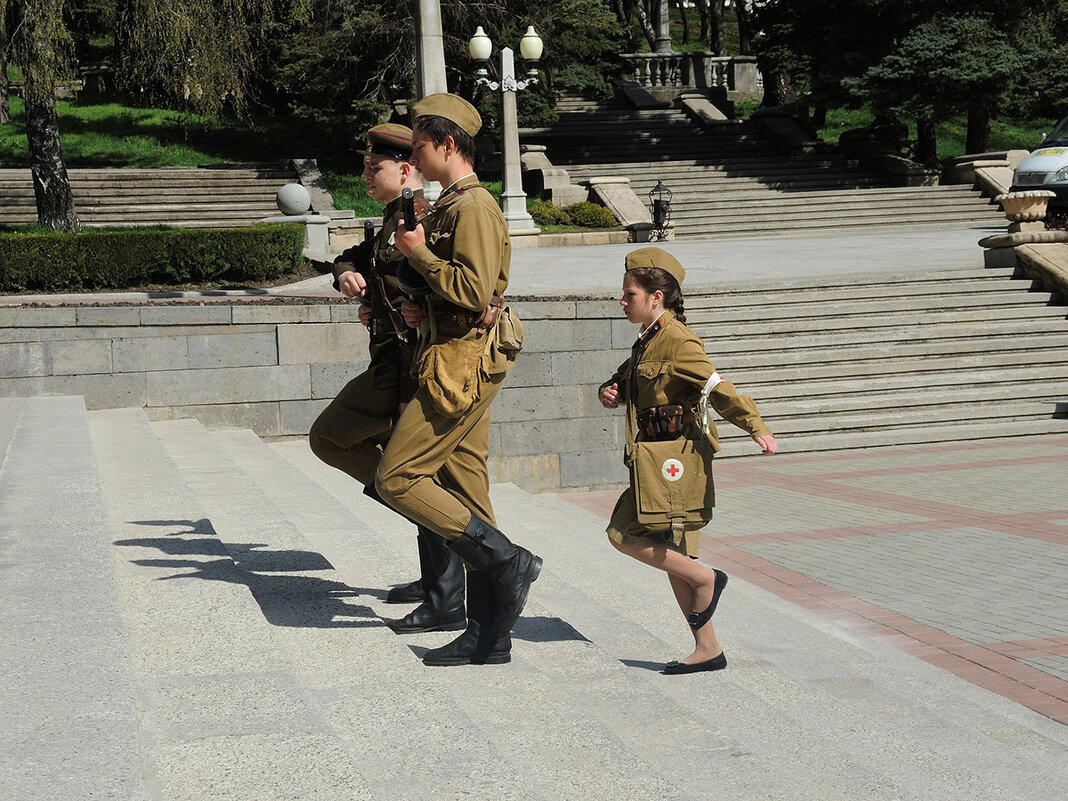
top-left (606, 487), bottom-right (711, 559)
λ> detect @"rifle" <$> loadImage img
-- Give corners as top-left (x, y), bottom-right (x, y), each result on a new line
top-left (396, 187), bottom-right (431, 298)
top-left (360, 216), bottom-right (412, 344)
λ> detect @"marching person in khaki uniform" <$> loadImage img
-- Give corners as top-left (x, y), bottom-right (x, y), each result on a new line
top-left (381, 93), bottom-right (541, 667)
top-left (309, 124), bottom-right (467, 635)
top-left (599, 247), bottom-right (778, 674)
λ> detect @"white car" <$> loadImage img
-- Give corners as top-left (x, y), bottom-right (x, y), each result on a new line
top-left (1012, 114), bottom-right (1068, 207)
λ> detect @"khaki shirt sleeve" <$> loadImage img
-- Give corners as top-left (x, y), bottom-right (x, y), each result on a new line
top-left (672, 337), bottom-right (771, 437)
top-left (599, 355), bottom-right (633, 401)
top-left (332, 238), bottom-right (372, 292)
top-left (408, 200), bottom-right (504, 312)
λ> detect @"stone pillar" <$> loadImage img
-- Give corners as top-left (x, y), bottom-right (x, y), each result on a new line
top-left (499, 48), bottom-right (538, 235)
top-left (655, 0), bottom-right (672, 53)
top-left (414, 0), bottom-right (448, 97)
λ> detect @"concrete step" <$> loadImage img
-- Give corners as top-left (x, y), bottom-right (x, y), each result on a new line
top-left (154, 421), bottom-right (547, 800)
top-left (0, 396), bottom-right (26, 465)
top-left (487, 483), bottom-right (1065, 799)
top-left (686, 269), bottom-right (1021, 307)
top-left (707, 331), bottom-right (1068, 372)
top-left (691, 299), bottom-right (1066, 340)
top-left (244, 434), bottom-right (739, 799)
top-left (749, 381), bottom-right (1068, 419)
top-left (712, 316), bottom-right (1068, 356)
top-left (687, 288), bottom-right (1055, 327)
top-left (738, 362), bottom-right (1068, 402)
top-left (4, 397), bottom-right (1066, 798)
top-left (716, 416), bottom-right (1068, 455)
top-left (0, 397), bottom-right (146, 800)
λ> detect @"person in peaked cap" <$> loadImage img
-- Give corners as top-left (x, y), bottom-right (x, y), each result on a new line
top-left (599, 247), bottom-right (778, 675)
top-left (309, 123), bottom-right (468, 636)
top-left (377, 92), bottom-right (542, 667)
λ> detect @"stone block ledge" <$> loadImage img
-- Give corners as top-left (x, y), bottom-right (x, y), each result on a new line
top-left (0, 299), bottom-right (631, 491)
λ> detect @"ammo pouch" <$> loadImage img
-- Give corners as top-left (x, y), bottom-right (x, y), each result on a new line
top-left (626, 400), bottom-right (713, 530)
top-left (635, 404), bottom-right (695, 441)
top-left (418, 333), bottom-right (492, 418)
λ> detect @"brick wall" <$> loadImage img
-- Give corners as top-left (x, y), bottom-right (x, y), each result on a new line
top-left (0, 299), bottom-right (633, 492)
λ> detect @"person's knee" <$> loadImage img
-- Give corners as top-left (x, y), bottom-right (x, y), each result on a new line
top-left (307, 416), bottom-right (333, 461)
top-left (374, 466), bottom-right (411, 507)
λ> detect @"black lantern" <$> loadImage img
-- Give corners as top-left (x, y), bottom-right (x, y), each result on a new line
top-left (649, 180), bottom-right (672, 241)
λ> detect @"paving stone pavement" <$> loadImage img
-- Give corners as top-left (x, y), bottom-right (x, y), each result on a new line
top-left (561, 434), bottom-right (1068, 723)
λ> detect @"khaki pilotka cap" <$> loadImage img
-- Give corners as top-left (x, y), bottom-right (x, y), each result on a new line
top-left (411, 93), bottom-right (483, 136)
top-left (625, 247), bottom-right (686, 287)
top-left (354, 123), bottom-right (414, 160)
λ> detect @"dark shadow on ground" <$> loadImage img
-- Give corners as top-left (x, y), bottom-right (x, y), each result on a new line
top-left (115, 518), bottom-right (386, 628)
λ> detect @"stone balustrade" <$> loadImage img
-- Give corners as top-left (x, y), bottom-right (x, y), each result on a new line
top-left (620, 53), bottom-right (761, 93)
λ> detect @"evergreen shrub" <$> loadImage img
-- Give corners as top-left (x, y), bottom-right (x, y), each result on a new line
top-left (563, 201), bottom-right (618, 228)
top-left (529, 198), bottom-right (570, 226)
top-left (0, 223), bottom-right (305, 292)
top-left (529, 198), bottom-right (618, 229)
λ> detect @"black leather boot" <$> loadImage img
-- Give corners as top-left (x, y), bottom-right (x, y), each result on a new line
top-left (387, 527), bottom-right (466, 633)
top-left (448, 514), bottom-right (542, 635)
top-left (384, 532), bottom-right (428, 604)
top-left (364, 484), bottom-right (428, 604)
top-left (423, 572), bottom-right (510, 666)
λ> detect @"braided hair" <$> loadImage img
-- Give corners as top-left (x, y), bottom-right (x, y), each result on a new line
top-left (626, 267), bottom-right (686, 324)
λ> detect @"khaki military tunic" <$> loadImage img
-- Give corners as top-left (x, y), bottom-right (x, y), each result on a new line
top-left (308, 193), bottom-right (424, 487)
top-left (375, 175), bottom-right (511, 539)
top-left (599, 310), bottom-right (772, 557)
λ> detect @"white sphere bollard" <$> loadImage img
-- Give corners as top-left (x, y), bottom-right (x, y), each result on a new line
top-left (276, 183), bottom-right (312, 216)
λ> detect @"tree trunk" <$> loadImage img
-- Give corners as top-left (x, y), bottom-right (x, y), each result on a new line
top-left (696, 0), bottom-right (710, 45)
top-left (916, 118), bottom-right (938, 167)
top-left (755, 45), bottom-right (797, 108)
top-left (25, 87), bottom-right (79, 232)
top-left (966, 96), bottom-right (992, 155)
top-left (634, 0), bottom-right (657, 51)
top-left (0, 9), bottom-right (9, 125)
top-left (708, 0), bottom-right (725, 56)
top-left (673, 0), bottom-right (690, 46)
top-left (735, 0), bottom-right (753, 56)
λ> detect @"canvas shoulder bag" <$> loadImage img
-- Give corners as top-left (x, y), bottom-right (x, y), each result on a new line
top-left (625, 394), bottom-right (715, 533)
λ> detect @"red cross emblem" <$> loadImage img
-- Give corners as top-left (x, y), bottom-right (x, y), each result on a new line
top-left (662, 459), bottom-right (684, 481)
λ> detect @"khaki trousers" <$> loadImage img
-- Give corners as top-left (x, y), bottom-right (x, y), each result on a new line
top-left (308, 358), bottom-right (399, 486)
top-left (375, 372), bottom-right (504, 539)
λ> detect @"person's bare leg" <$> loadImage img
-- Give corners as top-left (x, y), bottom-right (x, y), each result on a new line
top-left (610, 538), bottom-right (723, 662)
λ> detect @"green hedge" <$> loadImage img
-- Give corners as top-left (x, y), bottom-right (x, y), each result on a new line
top-left (529, 198), bottom-right (619, 229)
top-left (0, 223), bottom-right (306, 292)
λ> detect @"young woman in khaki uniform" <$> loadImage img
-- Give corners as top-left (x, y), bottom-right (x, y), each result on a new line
top-left (600, 248), bottom-right (778, 674)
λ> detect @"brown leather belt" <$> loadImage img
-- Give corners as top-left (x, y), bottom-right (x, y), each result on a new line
top-left (441, 294), bottom-right (504, 332)
top-left (636, 404), bottom-right (696, 440)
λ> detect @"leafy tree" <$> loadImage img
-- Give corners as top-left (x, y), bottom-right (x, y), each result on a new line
top-left (1, 3), bottom-right (10, 124)
top-left (261, 0), bottom-right (624, 136)
top-left (749, 0), bottom-right (1064, 156)
top-left (9, 0), bottom-right (81, 231)
top-left (1, 0), bottom-right (305, 230)
top-left (847, 14), bottom-right (1020, 162)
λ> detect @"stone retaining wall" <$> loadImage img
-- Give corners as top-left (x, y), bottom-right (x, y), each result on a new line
top-left (0, 299), bottom-right (633, 492)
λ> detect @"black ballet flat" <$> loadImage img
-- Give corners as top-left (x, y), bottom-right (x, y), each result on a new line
top-left (662, 652), bottom-right (727, 675)
top-left (687, 569), bottom-right (728, 631)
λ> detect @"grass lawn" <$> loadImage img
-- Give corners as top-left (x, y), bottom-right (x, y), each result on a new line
top-left (810, 106), bottom-right (1054, 160)
top-left (0, 96), bottom-right (382, 216)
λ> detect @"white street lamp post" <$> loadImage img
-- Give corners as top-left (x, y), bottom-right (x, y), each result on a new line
top-left (469, 26), bottom-right (543, 235)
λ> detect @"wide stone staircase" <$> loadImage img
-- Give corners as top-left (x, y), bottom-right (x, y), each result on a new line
top-left (684, 266), bottom-right (1068, 456)
top-left (522, 95), bottom-right (1005, 237)
top-left (2, 394), bottom-right (1064, 801)
top-left (0, 164), bottom-right (295, 228)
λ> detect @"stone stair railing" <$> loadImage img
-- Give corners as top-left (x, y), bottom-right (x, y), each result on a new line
top-left (620, 53), bottom-right (761, 93)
